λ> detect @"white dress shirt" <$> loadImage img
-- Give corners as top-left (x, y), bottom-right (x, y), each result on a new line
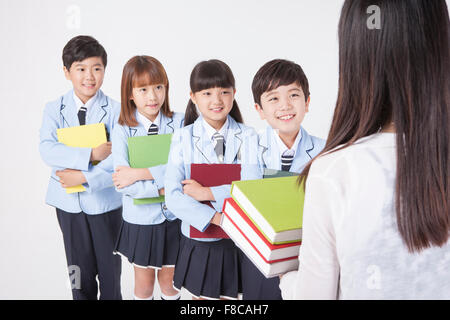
top-left (274, 127), bottom-right (302, 158)
top-left (136, 110), bottom-right (161, 133)
top-left (73, 91), bottom-right (99, 115)
top-left (279, 132), bottom-right (450, 299)
top-left (202, 117), bottom-right (229, 148)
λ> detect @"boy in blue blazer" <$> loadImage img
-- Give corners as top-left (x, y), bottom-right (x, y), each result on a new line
top-left (240, 59), bottom-right (326, 300)
top-left (39, 35), bottom-right (122, 300)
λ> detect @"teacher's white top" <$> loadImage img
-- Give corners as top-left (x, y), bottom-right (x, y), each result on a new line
top-left (279, 132), bottom-right (450, 300)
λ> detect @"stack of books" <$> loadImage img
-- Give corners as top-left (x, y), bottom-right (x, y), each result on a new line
top-left (221, 175), bottom-right (305, 278)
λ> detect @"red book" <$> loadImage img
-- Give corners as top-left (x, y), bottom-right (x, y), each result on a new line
top-left (189, 163), bottom-right (241, 239)
top-left (222, 198), bottom-right (301, 262)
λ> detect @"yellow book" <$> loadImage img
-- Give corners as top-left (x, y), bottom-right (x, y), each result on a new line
top-left (56, 123), bottom-right (107, 193)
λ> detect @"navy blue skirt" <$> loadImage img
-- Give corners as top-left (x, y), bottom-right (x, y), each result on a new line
top-left (114, 219), bottom-right (181, 269)
top-left (173, 235), bottom-right (242, 300)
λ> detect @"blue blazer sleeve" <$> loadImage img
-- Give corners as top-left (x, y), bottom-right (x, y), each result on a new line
top-left (82, 154), bottom-right (114, 193)
top-left (241, 133), bottom-right (264, 181)
top-left (111, 125), bottom-right (160, 199)
top-left (209, 185), bottom-right (231, 212)
top-left (164, 130), bottom-right (216, 232)
top-left (39, 101), bottom-right (91, 171)
top-left (148, 164), bottom-right (166, 190)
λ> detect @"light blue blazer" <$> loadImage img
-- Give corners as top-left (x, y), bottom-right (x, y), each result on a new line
top-left (111, 111), bottom-right (184, 225)
top-left (39, 89), bottom-right (122, 214)
top-left (244, 125), bottom-right (326, 180)
top-left (164, 115), bottom-right (257, 242)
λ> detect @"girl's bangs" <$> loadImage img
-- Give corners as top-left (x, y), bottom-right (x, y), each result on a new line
top-left (191, 61), bottom-right (235, 92)
top-left (193, 74), bottom-right (233, 92)
top-left (132, 63), bottom-right (167, 88)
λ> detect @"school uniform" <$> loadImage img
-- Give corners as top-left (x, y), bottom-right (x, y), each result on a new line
top-left (39, 89), bottom-right (122, 300)
top-left (165, 115), bottom-right (257, 299)
top-left (111, 110), bottom-right (184, 270)
top-left (239, 125), bottom-right (326, 300)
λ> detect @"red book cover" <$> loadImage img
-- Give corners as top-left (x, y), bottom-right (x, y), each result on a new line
top-left (223, 198), bottom-right (302, 251)
top-left (224, 209), bottom-right (298, 264)
top-left (189, 163), bottom-right (241, 239)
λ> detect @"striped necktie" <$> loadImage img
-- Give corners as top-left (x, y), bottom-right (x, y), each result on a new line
top-left (212, 132), bottom-right (225, 163)
top-left (148, 123), bottom-right (158, 135)
top-left (281, 152), bottom-right (294, 171)
top-left (78, 106), bottom-right (87, 126)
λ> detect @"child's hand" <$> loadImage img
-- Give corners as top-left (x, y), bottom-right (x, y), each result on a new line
top-left (159, 188), bottom-right (165, 196)
top-left (210, 212), bottom-right (223, 226)
top-left (112, 166), bottom-right (139, 189)
top-left (56, 169), bottom-right (87, 188)
top-left (91, 142), bottom-right (112, 162)
top-left (113, 166), bottom-right (155, 189)
top-left (182, 179), bottom-right (214, 201)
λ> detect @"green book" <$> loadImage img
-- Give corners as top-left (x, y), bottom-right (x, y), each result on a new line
top-left (128, 134), bottom-right (172, 205)
top-left (263, 168), bottom-right (299, 179)
top-left (231, 176), bottom-right (305, 244)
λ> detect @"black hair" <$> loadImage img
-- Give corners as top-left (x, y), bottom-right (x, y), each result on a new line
top-left (300, 0), bottom-right (450, 253)
top-left (62, 35), bottom-right (107, 70)
top-left (252, 59), bottom-right (310, 106)
top-left (184, 59), bottom-right (244, 126)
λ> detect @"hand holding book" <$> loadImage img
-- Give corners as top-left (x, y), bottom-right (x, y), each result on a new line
top-left (182, 179), bottom-right (215, 202)
top-left (113, 166), bottom-right (154, 189)
top-left (90, 141), bottom-right (112, 162)
top-left (56, 123), bottom-right (108, 193)
top-left (188, 163), bottom-right (241, 239)
top-left (210, 212), bottom-right (223, 226)
top-left (55, 169), bottom-right (87, 188)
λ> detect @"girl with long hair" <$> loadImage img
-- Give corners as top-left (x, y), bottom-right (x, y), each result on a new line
top-left (280, 0), bottom-right (450, 299)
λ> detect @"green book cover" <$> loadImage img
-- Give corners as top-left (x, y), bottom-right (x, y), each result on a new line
top-left (231, 176), bottom-right (305, 244)
top-left (128, 134), bottom-right (172, 205)
top-left (263, 168), bottom-right (299, 179)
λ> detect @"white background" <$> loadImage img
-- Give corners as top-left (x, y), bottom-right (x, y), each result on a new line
top-left (2, 0), bottom-right (444, 300)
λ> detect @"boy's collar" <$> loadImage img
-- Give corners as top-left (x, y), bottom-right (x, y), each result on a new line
top-left (72, 90), bottom-right (99, 111)
top-left (273, 127), bottom-right (302, 155)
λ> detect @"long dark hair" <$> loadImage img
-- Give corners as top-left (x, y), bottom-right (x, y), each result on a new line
top-left (300, 0), bottom-right (450, 252)
top-left (184, 59), bottom-right (244, 126)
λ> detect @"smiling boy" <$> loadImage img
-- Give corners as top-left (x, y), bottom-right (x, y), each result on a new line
top-left (39, 35), bottom-right (122, 300)
top-left (253, 59), bottom-right (325, 174)
top-left (239, 59), bottom-right (325, 300)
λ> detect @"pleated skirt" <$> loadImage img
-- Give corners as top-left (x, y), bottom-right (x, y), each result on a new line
top-left (173, 235), bottom-right (242, 300)
top-left (113, 219), bottom-right (181, 269)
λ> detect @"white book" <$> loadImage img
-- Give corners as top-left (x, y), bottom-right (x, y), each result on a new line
top-left (222, 210), bottom-right (299, 278)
